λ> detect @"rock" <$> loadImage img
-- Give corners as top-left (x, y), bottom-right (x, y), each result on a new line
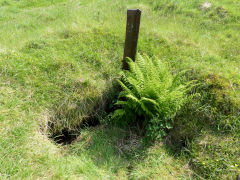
top-left (201, 2), bottom-right (212, 10)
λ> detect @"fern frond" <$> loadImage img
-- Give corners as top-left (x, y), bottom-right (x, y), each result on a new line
top-left (112, 109), bottom-right (126, 119)
top-left (115, 100), bottom-right (129, 107)
top-left (139, 101), bottom-right (154, 117)
top-left (136, 54), bottom-right (147, 75)
top-left (118, 79), bottom-right (132, 94)
top-left (114, 54), bottom-right (195, 141)
top-left (126, 76), bottom-right (141, 98)
top-left (140, 97), bottom-right (158, 106)
top-left (125, 94), bottom-right (140, 105)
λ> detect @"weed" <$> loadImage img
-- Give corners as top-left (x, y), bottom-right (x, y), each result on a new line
top-left (113, 55), bottom-right (195, 140)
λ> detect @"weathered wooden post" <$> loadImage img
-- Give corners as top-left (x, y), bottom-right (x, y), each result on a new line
top-left (122, 9), bottom-right (141, 70)
top-left (237, 175), bottom-right (240, 180)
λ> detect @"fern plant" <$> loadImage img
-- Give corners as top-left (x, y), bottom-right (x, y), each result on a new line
top-left (114, 55), bottom-right (194, 140)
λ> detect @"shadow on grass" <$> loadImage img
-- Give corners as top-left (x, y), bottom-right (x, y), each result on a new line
top-left (66, 125), bottom-right (193, 179)
top-left (46, 79), bottom-right (120, 144)
top-left (67, 125), bottom-right (154, 178)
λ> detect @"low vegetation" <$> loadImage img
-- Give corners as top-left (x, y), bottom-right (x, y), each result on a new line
top-left (113, 55), bottom-right (194, 140)
top-left (0, 0), bottom-right (239, 179)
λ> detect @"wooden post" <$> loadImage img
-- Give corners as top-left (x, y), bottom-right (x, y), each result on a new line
top-left (237, 175), bottom-right (240, 180)
top-left (122, 9), bottom-right (141, 70)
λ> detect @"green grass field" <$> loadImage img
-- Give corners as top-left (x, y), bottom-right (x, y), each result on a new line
top-left (0, 0), bottom-right (239, 179)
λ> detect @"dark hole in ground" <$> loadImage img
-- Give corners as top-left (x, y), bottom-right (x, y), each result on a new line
top-left (48, 83), bottom-right (121, 145)
top-left (52, 128), bottom-right (78, 145)
top-left (50, 119), bottom-right (100, 145)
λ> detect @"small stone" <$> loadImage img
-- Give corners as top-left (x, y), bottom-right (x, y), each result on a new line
top-left (201, 2), bottom-right (212, 10)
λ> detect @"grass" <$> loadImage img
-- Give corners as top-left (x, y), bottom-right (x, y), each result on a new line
top-left (0, 0), bottom-right (239, 179)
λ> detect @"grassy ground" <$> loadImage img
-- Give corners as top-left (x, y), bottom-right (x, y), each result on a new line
top-left (0, 0), bottom-right (239, 179)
